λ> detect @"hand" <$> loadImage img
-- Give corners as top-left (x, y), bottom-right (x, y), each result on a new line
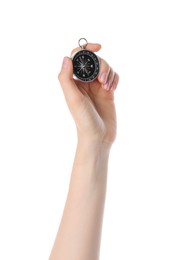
top-left (58, 43), bottom-right (119, 147)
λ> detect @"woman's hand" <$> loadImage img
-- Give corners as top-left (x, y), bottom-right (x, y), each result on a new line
top-left (58, 43), bottom-right (119, 147)
top-left (49, 43), bottom-right (119, 260)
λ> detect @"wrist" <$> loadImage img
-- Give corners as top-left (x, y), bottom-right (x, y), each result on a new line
top-left (71, 139), bottom-right (110, 181)
top-left (76, 125), bottom-right (115, 151)
top-left (77, 136), bottom-right (112, 153)
top-left (76, 138), bottom-right (111, 164)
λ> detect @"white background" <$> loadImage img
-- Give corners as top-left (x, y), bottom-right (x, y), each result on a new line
top-left (0, 0), bottom-right (169, 259)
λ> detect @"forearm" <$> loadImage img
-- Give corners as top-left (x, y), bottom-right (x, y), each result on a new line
top-left (49, 140), bottom-right (110, 260)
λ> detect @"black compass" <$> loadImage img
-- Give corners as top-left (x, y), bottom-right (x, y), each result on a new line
top-left (72, 38), bottom-right (100, 82)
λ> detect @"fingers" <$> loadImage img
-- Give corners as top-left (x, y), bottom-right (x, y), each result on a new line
top-left (98, 58), bottom-right (119, 91)
top-left (98, 59), bottom-right (111, 87)
top-left (110, 72), bottom-right (120, 91)
top-left (65, 42), bottom-right (119, 94)
top-left (70, 42), bottom-right (119, 91)
top-left (71, 43), bottom-right (101, 56)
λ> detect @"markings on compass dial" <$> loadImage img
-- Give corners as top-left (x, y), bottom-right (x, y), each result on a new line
top-left (73, 50), bottom-right (100, 82)
top-left (75, 56), bottom-right (94, 75)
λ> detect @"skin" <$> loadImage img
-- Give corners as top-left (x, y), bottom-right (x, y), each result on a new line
top-left (49, 43), bottom-right (119, 260)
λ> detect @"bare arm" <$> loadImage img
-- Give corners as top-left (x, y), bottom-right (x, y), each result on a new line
top-left (49, 43), bottom-right (119, 260)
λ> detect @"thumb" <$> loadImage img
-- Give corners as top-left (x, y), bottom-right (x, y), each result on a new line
top-left (58, 57), bottom-right (82, 104)
top-left (58, 56), bottom-right (73, 78)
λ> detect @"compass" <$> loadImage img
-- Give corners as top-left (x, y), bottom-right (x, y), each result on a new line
top-left (72, 38), bottom-right (100, 82)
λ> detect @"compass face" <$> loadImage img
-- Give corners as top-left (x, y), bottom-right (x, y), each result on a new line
top-left (72, 50), bottom-right (100, 82)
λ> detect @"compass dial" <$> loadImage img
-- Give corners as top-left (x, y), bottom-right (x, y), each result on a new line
top-left (72, 50), bottom-right (100, 82)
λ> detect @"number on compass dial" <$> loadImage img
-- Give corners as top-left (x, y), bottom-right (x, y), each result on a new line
top-left (72, 50), bottom-right (100, 82)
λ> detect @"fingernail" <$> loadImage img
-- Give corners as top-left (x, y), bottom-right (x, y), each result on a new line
top-left (62, 57), bottom-right (69, 69)
top-left (99, 72), bottom-right (107, 84)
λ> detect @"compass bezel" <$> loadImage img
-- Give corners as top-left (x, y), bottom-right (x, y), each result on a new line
top-left (72, 50), bottom-right (100, 82)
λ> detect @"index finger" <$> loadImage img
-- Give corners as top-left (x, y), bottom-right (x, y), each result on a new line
top-left (71, 43), bottom-right (102, 56)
